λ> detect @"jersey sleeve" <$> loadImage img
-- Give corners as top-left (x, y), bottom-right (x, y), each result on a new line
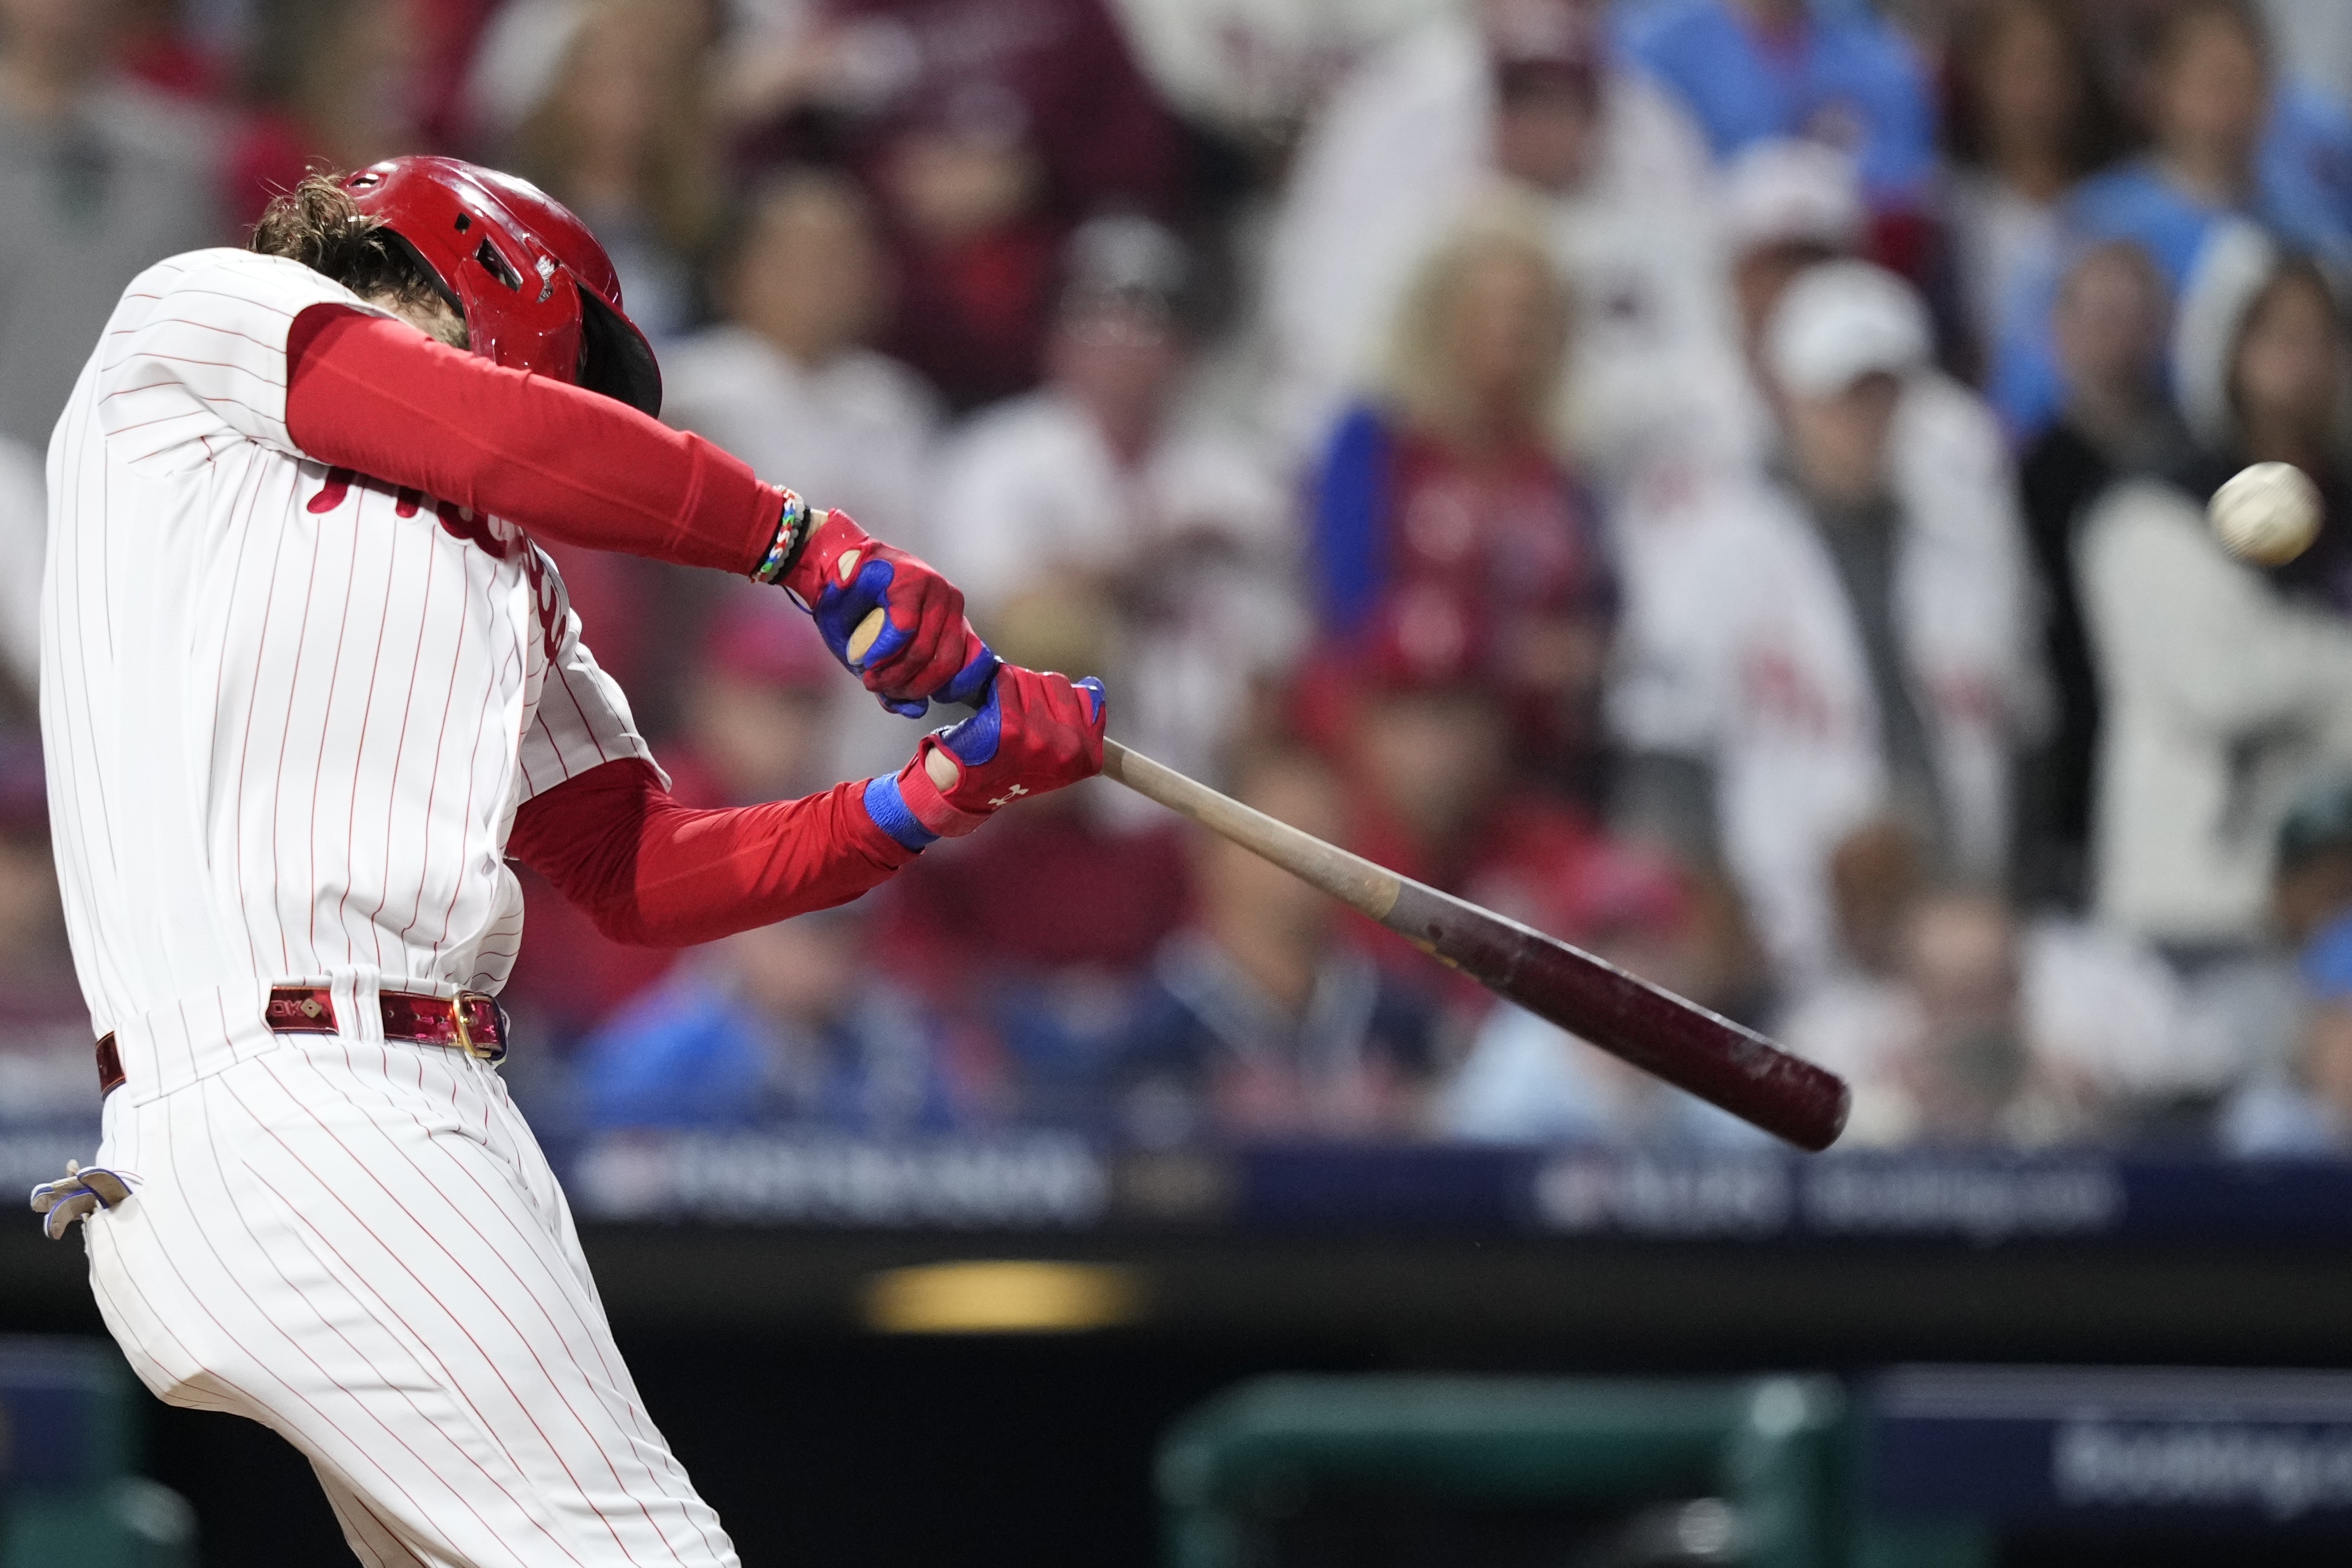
top-left (94, 248), bottom-right (389, 470)
top-left (515, 545), bottom-right (665, 803)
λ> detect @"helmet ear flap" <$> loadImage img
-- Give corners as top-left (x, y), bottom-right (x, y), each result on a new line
top-left (578, 290), bottom-right (663, 416)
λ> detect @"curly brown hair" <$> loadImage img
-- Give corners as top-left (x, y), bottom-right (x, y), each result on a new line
top-left (250, 172), bottom-right (467, 344)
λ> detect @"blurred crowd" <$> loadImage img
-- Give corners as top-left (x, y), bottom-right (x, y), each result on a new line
top-left (15, 0), bottom-right (2352, 1158)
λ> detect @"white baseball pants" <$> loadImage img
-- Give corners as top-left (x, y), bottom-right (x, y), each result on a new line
top-left (83, 1023), bottom-right (737, 1567)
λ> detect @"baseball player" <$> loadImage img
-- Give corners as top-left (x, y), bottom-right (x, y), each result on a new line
top-left (28, 156), bottom-right (1105, 1565)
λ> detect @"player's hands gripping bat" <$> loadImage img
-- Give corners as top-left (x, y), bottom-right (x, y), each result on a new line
top-left (780, 507), bottom-right (995, 716)
top-left (861, 662), bottom-right (1108, 849)
top-left (1098, 742), bottom-right (1851, 1152)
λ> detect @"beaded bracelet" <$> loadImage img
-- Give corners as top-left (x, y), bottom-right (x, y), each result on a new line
top-left (751, 488), bottom-right (811, 585)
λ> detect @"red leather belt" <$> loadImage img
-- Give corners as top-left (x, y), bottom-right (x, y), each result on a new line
top-left (94, 986), bottom-right (506, 1097)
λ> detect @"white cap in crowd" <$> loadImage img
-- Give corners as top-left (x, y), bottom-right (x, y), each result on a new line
top-left (1720, 138), bottom-right (1866, 257)
top-left (1765, 260), bottom-right (1932, 397)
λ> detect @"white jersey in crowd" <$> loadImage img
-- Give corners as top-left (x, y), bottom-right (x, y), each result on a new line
top-left (926, 387), bottom-right (1302, 789)
top-left (1262, 11), bottom-right (1745, 482)
top-left (660, 322), bottom-right (941, 545)
top-left (1608, 374), bottom-right (2036, 988)
top-left (43, 247), bottom-right (739, 1567)
top-left (42, 246), bottom-right (654, 1061)
top-left (2079, 477), bottom-right (2352, 945)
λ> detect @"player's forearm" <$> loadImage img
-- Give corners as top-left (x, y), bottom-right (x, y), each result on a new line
top-left (508, 759), bottom-right (918, 947)
top-left (284, 306), bottom-right (778, 575)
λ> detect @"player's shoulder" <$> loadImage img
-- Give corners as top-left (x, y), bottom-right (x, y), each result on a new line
top-left (116, 247), bottom-right (372, 332)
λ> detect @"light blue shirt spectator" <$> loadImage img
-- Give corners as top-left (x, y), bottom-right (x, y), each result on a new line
top-left (2220, 910), bottom-right (2352, 1158)
top-left (1992, 84), bottom-right (2352, 436)
top-left (1445, 1005), bottom-right (1768, 1147)
top-left (1615, 0), bottom-right (1934, 205)
top-left (577, 969), bottom-right (966, 1136)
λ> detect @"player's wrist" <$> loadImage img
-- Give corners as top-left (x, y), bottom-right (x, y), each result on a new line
top-left (892, 739), bottom-right (991, 839)
top-left (775, 505), bottom-right (872, 607)
top-left (860, 773), bottom-right (939, 852)
top-left (749, 487), bottom-right (815, 587)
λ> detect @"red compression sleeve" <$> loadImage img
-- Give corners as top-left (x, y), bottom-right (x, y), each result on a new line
top-left (283, 305), bottom-right (778, 575)
top-left (507, 759), bottom-right (916, 947)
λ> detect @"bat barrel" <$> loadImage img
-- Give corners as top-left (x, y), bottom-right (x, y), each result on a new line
top-left (1386, 882), bottom-right (1850, 1152)
top-left (1101, 739), bottom-right (1850, 1151)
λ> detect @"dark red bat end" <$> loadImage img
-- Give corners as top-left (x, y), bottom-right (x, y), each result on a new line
top-left (1389, 883), bottom-right (1850, 1152)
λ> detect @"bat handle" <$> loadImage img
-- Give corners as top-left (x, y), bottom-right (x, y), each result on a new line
top-left (1100, 740), bottom-right (1403, 923)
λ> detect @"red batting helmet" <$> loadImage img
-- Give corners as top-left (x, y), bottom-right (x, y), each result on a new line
top-left (338, 156), bottom-right (662, 416)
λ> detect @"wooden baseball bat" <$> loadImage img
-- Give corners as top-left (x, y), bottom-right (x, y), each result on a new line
top-left (839, 611), bottom-right (1847, 1149)
top-left (1100, 740), bottom-right (1850, 1153)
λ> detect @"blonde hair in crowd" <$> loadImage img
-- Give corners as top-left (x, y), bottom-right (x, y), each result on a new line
top-left (1379, 194), bottom-right (1572, 447)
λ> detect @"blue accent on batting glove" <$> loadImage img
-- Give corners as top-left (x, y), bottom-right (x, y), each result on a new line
top-left (811, 558), bottom-right (912, 666)
top-left (933, 675), bottom-right (1005, 766)
top-left (939, 645), bottom-right (1000, 709)
top-left (1074, 675), bottom-right (1105, 724)
top-left (862, 774), bottom-right (938, 853)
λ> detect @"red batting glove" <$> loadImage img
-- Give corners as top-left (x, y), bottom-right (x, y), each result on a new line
top-left (860, 665), bottom-right (1107, 849)
top-left (781, 508), bottom-right (993, 716)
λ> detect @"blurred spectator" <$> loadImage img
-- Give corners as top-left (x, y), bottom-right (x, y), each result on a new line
top-left (1314, 592), bottom-right (1682, 990)
top-left (721, 0), bottom-right (1185, 409)
top-left (1991, 0), bottom-right (2352, 435)
top-left (1719, 138), bottom-right (1865, 373)
top-left (2258, 0), bottom-right (2352, 111)
top-left (1611, 262), bottom-right (2033, 989)
top-left (2079, 224), bottom-right (2352, 952)
top-left (1787, 815), bottom-right (2205, 1145)
top-left (1308, 206), bottom-right (1616, 796)
top-left (2013, 240), bottom-right (2179, 910)
top-left (1441, 794), bottom-right (1755, 1147)
top-left (0, 741), bottom-right (91, 1127)
top-left (502, 0), bottom-right (718, 343)
top-left (1112, 748), bottom-right (1442, 1147)
top-left (1444, 1002), bottom-right (1766, 1146)
top-left (662, 591), bottom-right (845, 808)
top-left (1262, 0), bottom-right (1738, 480)
top-left (876, 770), bottom-right (1190, 1111)
top-left (502, 594), bottom-right (841, 1042)
top-left (0, 0), bottom-right (222, 447)
top-left (1616, 0), bottom-right (1936, 212)
top-left (410, 0), bottom-right (505, 146)
top-left (1101, 0), bottom-right (1420, 147)
top-left (664, 170), bottom-right (942, 542)
top-left (1940, 0), bottom-right (2131, 376)
top-left (0, 433), bottom-right (41, 719)
top-left (1701, 136), bottom-right (2027, 525)
top-left (226, 0), bottom-right (422, 231)
top-left (460, 0), bottom-right (726, 719)
top-left (2167, 774), bottom-right (2352, 1130)
top-left (2222, 909), bottom-right (2352, 1155)
top-left (928, 214), bottom-right (1296, 787)
top-left (1781, 889), bottom-right (2107, 1148)
top-left (576, 906), bottom-right (969, 1134)
top-left (113, 0), bottom-right (227, 101)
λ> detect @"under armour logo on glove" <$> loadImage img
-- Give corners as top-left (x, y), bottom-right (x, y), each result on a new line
top-left (862, 662), bottom-right (1106, 850)
top-left (30, 1160), bottom-right (134, 1241)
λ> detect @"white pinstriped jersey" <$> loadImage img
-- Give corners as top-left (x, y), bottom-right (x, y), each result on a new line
top-left (51, 247), bottom-right (741, 1565)
top-left (41, 247), bottom-right (656, 1042)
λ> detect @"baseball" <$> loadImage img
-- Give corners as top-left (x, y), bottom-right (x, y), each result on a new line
top-left (2209, 461), bottom-right (2322, 564)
